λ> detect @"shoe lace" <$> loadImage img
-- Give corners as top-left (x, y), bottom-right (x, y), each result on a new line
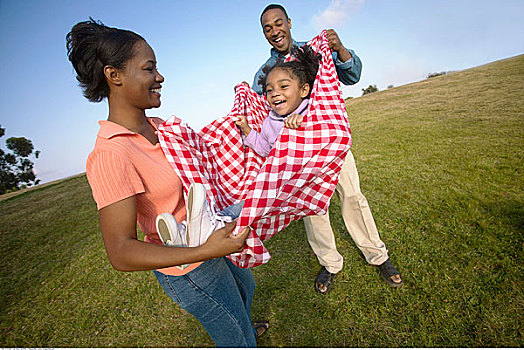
top-left (205, 198), bottom-right (218, 230)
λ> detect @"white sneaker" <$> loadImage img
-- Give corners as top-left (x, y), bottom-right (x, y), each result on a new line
top-left (156, 213), bottom-right (187, 247)
top-left (155, 213), bottom-right (189, 270)
top-left (186, 183), bottom-right (225, 247)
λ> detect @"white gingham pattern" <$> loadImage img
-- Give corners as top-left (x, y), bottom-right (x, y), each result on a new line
top-left (158, 31), bottom-right (352, 268)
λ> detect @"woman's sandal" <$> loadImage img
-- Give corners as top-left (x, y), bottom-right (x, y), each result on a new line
top-left (377, 258), bottom-right (403, 287)
top-left (315, 267), bottom-right (336, 294)
top-left (253, 320), bottom-right (269, 338)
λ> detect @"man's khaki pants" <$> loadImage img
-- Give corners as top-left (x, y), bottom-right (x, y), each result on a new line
top-left (303, 151), bottom-right (388, 274)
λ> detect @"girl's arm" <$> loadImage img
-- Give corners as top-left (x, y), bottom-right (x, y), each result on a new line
top-left (98, 195), bottom-right (248, 272)
top-left (284, 114), bottom-right (304, 129)
top-left (237, 116), bottom-right (273, 157)
top-left (235, 115), bottom-right (252, 136)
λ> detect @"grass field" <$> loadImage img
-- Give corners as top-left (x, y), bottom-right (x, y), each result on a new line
top-left (1, 55), bottom-right (523, 347)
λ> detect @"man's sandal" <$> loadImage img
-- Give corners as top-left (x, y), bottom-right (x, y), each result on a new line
top-left (315, 267), bottom-right (336, 294)
top-left (253, 320), bottom-right (269, 338)
top-left (377, 258), bottom-right (403, 287)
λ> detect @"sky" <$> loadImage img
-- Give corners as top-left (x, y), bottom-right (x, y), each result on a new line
top-left (0, 0), bottom-right (523, 184)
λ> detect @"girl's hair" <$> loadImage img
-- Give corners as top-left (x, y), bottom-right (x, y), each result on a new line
top-left (66, 18), bottom-right (144, 102)
top-left (258, 44), bottom-right (321, 97)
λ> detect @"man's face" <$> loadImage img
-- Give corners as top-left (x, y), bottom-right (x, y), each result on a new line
top-left (261, 8), bottom-right (292, 55)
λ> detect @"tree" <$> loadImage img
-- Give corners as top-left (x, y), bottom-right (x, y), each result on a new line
top-left (362, 84), bottom-right (378, 95)
top-left (0, 125), bottom-right (40, 194)
top-left (427, 71), bottom-right (447, 78)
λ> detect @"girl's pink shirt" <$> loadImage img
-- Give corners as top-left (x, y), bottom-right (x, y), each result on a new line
top-left (86, 117), bottom-right (202, 276)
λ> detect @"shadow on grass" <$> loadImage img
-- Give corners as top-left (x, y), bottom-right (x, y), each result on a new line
top-left (0, 177), bottom-right (101, 336)
top-left (485, 198), bottom-right (524, 233)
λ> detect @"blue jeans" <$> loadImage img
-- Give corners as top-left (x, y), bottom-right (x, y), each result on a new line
top-left (154, 257), bottom-right (257, 347)
top-left (218, 200), bottom-right (245, 219)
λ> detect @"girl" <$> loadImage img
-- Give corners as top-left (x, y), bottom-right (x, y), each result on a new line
top-left (66, 18), bottom-right (267, 346)
top-left (156, 46), bottom-right (321, 253)
top-left (235, 45), bottom-right (321, 157)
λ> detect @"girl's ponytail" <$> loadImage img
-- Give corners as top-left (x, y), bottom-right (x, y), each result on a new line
top-left (258, 44), bottom-right (321, 97)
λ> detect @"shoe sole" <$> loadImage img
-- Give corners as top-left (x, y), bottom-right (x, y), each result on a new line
top-left (155, 213), bottom-right (190, 270)
top-left (379, 273), bottom-right (404, 287)
top-left (187, 183), bottom-right (206, 247)
top-left (156, 213), bottom-right (183, 246)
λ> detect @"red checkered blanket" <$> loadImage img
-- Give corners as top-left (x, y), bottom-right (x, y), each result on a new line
top-left (158, 30), bottom-right (351, 268)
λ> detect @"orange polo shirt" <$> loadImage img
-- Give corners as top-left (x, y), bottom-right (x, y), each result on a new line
top-left (86, 117), bottom-right (202, 275)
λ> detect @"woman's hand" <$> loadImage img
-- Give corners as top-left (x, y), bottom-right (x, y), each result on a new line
top-left (99, 197), bottom-right (248, 271)
top-left (235, 115), bottom-right (252, 136)
top-left (284, 114), bottom-right (303, 129)
top-left (199, 221), bottom-right (250, 259)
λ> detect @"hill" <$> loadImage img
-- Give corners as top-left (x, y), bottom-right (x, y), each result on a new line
top-left (1, 55), bottom-right (523, 347)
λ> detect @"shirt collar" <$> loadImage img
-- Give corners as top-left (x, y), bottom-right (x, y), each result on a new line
top-left (269, 98), bottom-right (310, 120)
top-left (270, 38), bottom-right (299, 59)
top-left (97, 117), bottom-right (162, 139)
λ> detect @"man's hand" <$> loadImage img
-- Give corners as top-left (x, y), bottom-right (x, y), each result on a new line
top-left (326, 29), bottom-right (352, 63)
top-left (234, 81), bottom-right (250, 92)
top-left (235, 115), bottom-right (252, 136)
top-left (284, 114), bottom-right (303, 129)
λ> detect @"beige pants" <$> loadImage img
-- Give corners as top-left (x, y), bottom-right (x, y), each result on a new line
top-left (303, 151), bottom-right (388, 274)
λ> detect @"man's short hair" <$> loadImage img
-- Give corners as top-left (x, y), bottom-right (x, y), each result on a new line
top-left (260, 4), bottom-right (289, 24)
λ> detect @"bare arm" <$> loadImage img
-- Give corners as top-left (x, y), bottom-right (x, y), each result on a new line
top-left (326, 29), bottom-right (352, 62)
top-left (235, 115), bottom-right (252, 136)
top-left (98, 196), bottom-right (249, 272)
top-left (284, 114), bottom-right (304, 129)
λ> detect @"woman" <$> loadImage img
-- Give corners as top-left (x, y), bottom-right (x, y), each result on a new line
top-left (66, 18), bottom-right (267, 346)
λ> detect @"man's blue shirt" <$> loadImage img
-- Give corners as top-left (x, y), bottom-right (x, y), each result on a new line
top-left (252, 38), bottom-right (362, 96)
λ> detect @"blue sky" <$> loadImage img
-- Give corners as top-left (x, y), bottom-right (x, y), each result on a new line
top-left (0, 0), bottom-right (523, 184)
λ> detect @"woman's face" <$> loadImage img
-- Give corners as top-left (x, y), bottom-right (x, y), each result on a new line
top-left (118, 40), bottom-right (164, 109)
top-left (265, 67), bottom-right (309, 116)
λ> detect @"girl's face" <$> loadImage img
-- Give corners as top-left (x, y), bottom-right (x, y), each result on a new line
top-left (265, 68), bottom-right (309, 116)
top-left (117, 40), bottom-right (164, 110)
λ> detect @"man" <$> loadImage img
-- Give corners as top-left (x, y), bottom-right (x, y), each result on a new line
top-left (253, 4), bottom-right (403, 293)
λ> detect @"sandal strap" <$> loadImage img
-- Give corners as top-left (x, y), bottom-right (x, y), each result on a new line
top-left (315, 267), bottom-right (336, 293)
top-left (379, 259), bottom-right (400, 277)
top-left (253, 320), bottom-right (269, 338)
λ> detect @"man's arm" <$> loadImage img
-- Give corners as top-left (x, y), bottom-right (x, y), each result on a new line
top-left (326, 29), bottom-right (362, 86)
top-left (252, 64), bottom-right (266, 95)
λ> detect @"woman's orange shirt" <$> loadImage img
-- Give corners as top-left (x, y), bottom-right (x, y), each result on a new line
top-left (86, 118), bottom-right (202, 275)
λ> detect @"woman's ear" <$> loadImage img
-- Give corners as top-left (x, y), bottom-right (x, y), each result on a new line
top-left (301, 83), bottom-right (310, 98)
top-left (104, 65), bottom-right (122, 86)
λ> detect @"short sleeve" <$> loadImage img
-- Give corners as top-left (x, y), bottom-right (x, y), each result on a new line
top-left (86, 150), bottom-right (145, 210)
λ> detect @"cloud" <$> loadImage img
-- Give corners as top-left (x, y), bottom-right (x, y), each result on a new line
top-left (312, 0), bottom-right (365, 30)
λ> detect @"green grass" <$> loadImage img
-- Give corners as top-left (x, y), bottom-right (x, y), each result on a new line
top-left (1, 55), bottom-right (523, 347)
